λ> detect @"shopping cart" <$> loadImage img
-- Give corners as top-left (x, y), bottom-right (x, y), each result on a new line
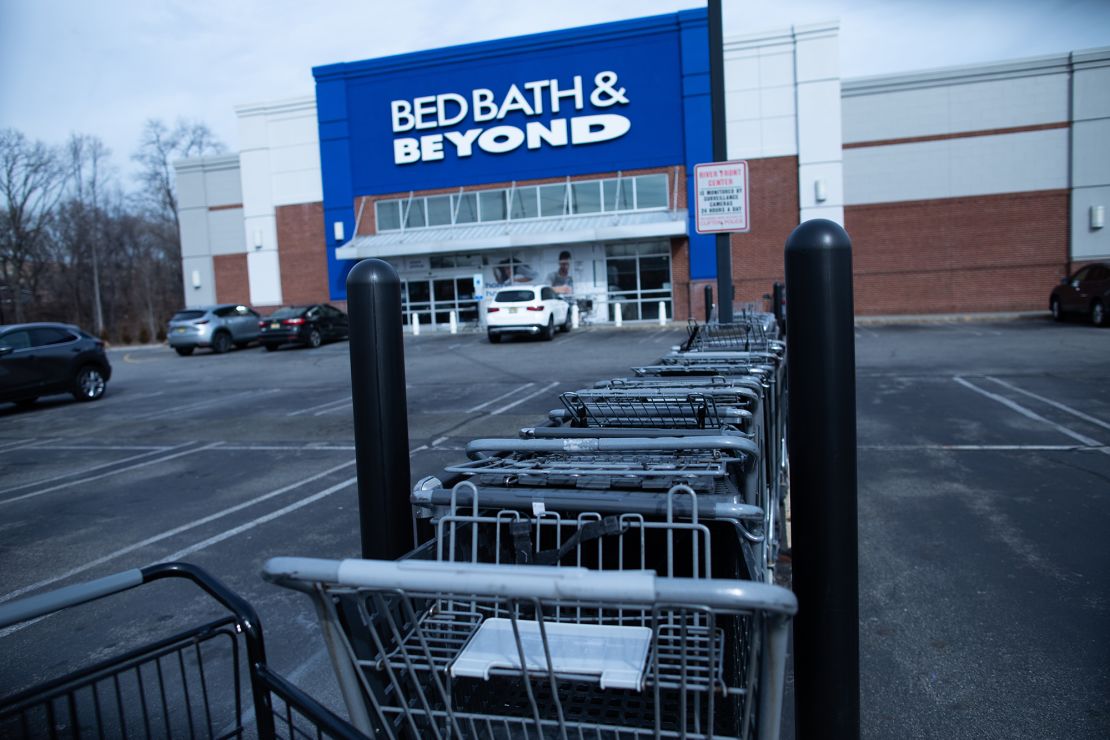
top-left (262, 556), bottom-right (797, 739)
top-left (680, 315), bottom-right (782, 353)
top-left (0, 562), bottom-right (364, 740)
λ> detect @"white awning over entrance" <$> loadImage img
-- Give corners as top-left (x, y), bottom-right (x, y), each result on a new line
top-left (334, 210), bottom-right (687, 260)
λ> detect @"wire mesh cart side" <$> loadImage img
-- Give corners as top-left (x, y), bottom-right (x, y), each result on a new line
top-left (262, 557), bottom-right (797, 740)
top-left (0, 562), bottom-right (365, 740)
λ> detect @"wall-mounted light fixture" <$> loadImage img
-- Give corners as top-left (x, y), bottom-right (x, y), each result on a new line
top-left (1091, 205), bottom-right (1105, 230)
top-left (814, 179), bottom-right (828, 203)
top-left (253, 230), bottom-right (263, 250)
top-left (333, 221), bottom-right (345, 242)
top-left (191, 270), bottom-right (202, 289)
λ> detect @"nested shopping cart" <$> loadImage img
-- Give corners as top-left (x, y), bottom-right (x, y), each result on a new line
top-left (680, 315), bottom-right (783, 353)
top-left (414, 435), bottom-right (769, 581)
top-left (263, 555), bottom-right (797, 740)
top-left (0, 562), bottom-right (363, 740)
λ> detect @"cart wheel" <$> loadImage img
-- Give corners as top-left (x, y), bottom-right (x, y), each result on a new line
top-left (1050, 297), bottom-right (1062, 322)
top-left (307, 328), bottom-right (323, 348)
top-left (542, 317), bottom-right (555, 341)
top-left (488, 331), bottom-right (501, 344)
top-left (561, 310), bottom-right (571, 333)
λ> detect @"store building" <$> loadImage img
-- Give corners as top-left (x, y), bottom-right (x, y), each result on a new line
top-left (176, 8), bottom-right (1110, 322)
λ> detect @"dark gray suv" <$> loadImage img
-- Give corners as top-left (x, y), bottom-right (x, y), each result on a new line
top-left (167, 304), bottom-right (261, 356)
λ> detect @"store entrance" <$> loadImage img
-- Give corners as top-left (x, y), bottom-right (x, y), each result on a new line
top-left (401, 275), bottom-right (478, 328)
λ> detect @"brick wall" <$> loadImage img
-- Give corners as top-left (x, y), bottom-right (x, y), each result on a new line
top-left (845, 190), bottom-right (1068, 314)
top-left (729, 156), bottom-right (799, 308)
top-left (213, 254), bottom-right (249, 305)
top-left (276, 202), bottom-right (330, 305)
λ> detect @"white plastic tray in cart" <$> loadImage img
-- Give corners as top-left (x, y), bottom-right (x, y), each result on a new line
top-left (450, 618), bottom-right (652, 690)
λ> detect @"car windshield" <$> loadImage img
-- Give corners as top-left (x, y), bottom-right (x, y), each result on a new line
top-left (269, 307), bottom-right (306, 319)
top-left (495, 290), bottom-right (536, 303)
top-left (171, 310), bottom-right (206, 321)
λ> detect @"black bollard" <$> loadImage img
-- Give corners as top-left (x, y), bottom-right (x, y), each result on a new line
top-left (772, 281), bottom-right (786, 334)
top-left (704, 285), bottom-right (714, 323)
top-left (784, 219), bottom-right (859, 740)
top-left (346, 259), bottom-right (412, 560)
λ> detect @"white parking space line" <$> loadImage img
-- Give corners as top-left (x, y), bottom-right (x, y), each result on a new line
top-left (286, 395), bottom-right (352, 417)
top-left (953, 376), bottom-right (1109, 455)
top-left (489, 381), bottom-right (560, 416)
top-left (0, 438), bottom-right (57, 454)
top-left (128, 389), bottom-right (274, 422)
top-left (159, 476), bottom-right (358, 562)
top-left (0, 443), bottom-right (194, 497)
top-left (432, 436), bottom-right (449, 446)
top-left (986, 376), bottom-right (1110, 433)
top-left (22, 445), bottom-right (172, 451)
top-left (0, 442), bottom-right (220, 507)
top-left (314, 403), bottom-right (352, 417)
top-left (215, 444), bottom-right (356, 451)
top-left (160, 444), bottom-right (429, 567)
top-left (465, 382), bottom-right (535, 413)
top-left (448, 343), bottom-right (462, 350)
top-left (0, 459), bottom-right (359, 607)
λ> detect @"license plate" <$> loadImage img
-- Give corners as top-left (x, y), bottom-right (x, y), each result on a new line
top-left (270, 322), bottom-right (280, 329)
top-left (174, 327), bottom-right (186, 334)
top-left (508, 307), bottom-right (519, 314)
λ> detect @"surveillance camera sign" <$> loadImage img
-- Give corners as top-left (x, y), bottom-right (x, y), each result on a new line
top-left (694, 161), bottom-right (750, 234)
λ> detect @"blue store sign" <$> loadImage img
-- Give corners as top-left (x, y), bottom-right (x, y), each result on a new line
top-left (314, 9), bottom-right (715, 298)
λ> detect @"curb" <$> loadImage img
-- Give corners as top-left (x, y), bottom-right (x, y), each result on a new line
top-left (854, 311), bottom-right (1050, 327)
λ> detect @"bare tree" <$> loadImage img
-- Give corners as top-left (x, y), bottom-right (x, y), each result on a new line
top-left (132, 118), bottom-right (225, 233)
top-left (0, 129), bottom-right (66, 323)
top-left (64, 135), bottom-right (116, 334)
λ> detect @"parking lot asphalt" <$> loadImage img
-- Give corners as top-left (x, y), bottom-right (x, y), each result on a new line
top-left (1, 319), bottom-right (1108, 738)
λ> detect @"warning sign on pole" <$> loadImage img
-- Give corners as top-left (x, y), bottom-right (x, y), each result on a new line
top-left (694, 160), bottom-right (750, 234)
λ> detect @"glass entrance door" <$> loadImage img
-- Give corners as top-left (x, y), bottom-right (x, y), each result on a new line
top-left (402, 276), bottom-right (479, 328)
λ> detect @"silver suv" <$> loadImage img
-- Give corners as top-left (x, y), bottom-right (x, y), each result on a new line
top-left (167, 304), bottom-right (261, 356)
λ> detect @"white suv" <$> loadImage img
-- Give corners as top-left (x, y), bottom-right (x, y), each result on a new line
top-left (486, 286), bottom-right (571, 343)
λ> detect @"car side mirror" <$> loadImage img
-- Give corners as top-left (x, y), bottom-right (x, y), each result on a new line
top-left (1060, 277), bottom-right (1068, 285)
top-left (0, 345), bottom-right (13, 357)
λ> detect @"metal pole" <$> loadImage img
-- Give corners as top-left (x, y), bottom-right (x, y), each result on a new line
top-left (772, 281), bottom-right (785, 334)
top-left (346, 258), bottom-right (412, 560)
top-left (704, 284), bottom-right (713, 323)
top-left (708, 0), bottom-right (733, 323)
top-left (784, 219), bottom-right (859, 740)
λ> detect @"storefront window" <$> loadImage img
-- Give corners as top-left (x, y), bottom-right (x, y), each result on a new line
top-left (538, 184), bottom-right (565, 217)
top-left (374, 173), bottom-right (675, 233)
top-left (572, 181), bottom-right (602, 214)
top-left (510, 188), bottom-right (538, 219)
top-left (426, 195), bottom-right (452, 227)
top-left (403, 199), bottom-right (426, 229)
top-left (454, 193), bottom-right (478, 223)
top-left (604, 240), bottom-right (672, 323)
top-left (376, 200), bottom-right (401, 231)
top-left (478, 190), bottom-right (506, 222)
top-left (635, 175), bottom-right (668, 209)
top-left (603, 179), bottom-right (633, 211)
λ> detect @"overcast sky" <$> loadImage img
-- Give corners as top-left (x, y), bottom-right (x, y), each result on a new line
top-left (2, 0), bottom-right (1107, 186)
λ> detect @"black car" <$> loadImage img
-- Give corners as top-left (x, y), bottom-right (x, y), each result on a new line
top-left (0, 323), bottom-right (112, 406)
top-left (259, 304), bottom-right (349, 350)
top-left (1050, 263), bottom-right (1110, 326)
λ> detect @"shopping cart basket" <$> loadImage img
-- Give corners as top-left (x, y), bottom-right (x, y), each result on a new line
top-left (0, 562), bottom-right (364, 740)
top-left (262, 556), bottom-right (797, 739)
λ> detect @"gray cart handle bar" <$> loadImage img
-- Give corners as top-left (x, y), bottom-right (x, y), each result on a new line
top-left (262, 557), bottom-right (797, 616)
top-left (465, 435), bottom-right (760, 460)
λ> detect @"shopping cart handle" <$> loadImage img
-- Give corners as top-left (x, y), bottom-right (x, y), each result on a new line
top-left (0, 569), bottom-right (143, 629)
